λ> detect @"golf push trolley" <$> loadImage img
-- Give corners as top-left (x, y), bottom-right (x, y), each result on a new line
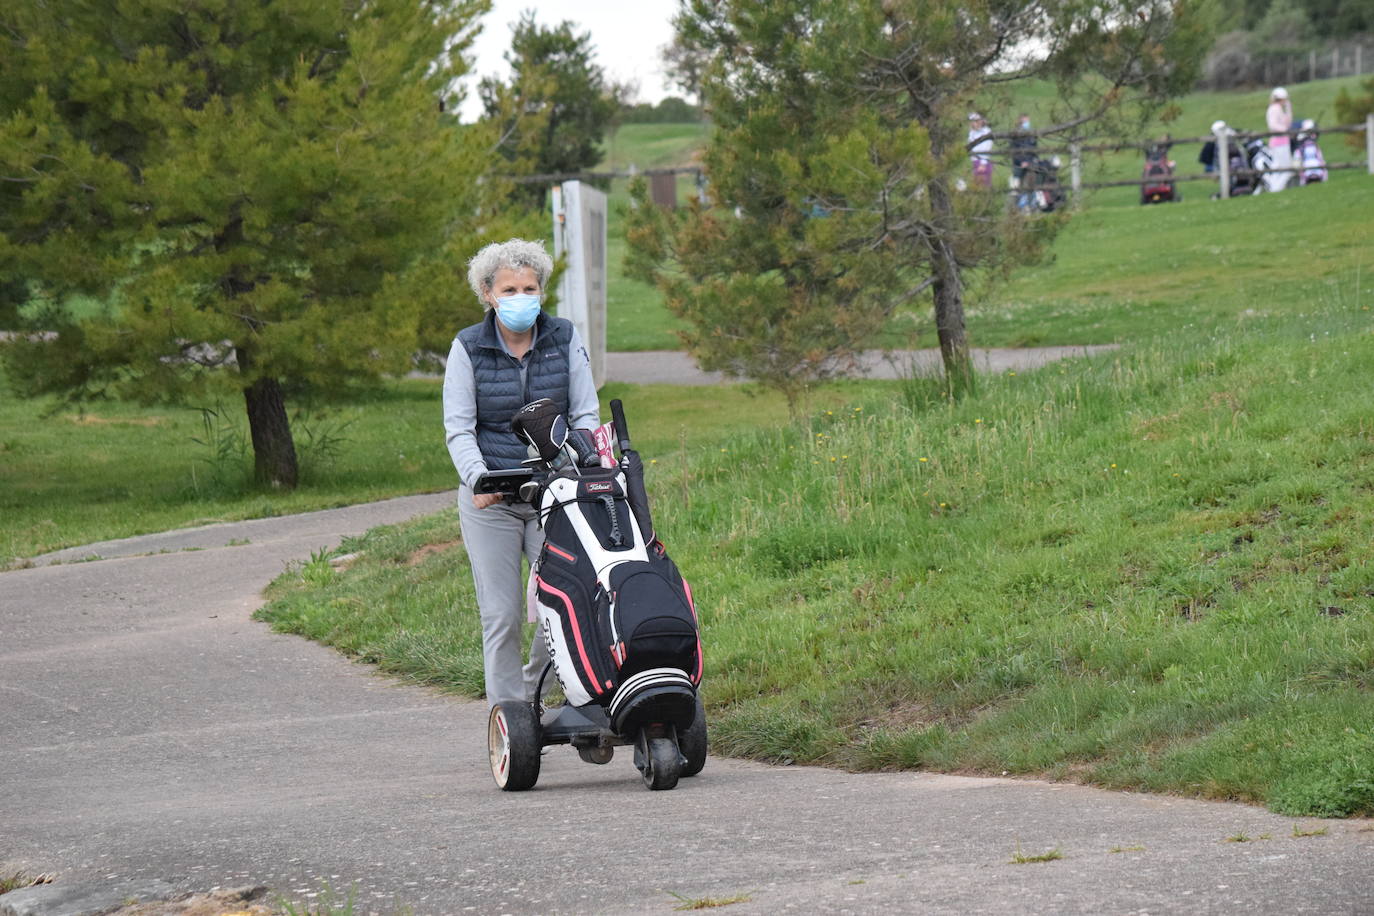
top-left (477, 399), bottom-right (706, 791)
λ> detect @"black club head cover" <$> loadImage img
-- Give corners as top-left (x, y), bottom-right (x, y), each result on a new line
top-left (511, 398), bottom-right (568, 463)
top-left (565, 428), bottom-right (602, 467)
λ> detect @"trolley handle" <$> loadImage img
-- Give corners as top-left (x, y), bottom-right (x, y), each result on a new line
top-left (609, 398), bottom-right (632, 453)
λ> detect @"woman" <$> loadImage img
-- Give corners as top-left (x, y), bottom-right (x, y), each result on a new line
top-left (968, 112), bottom-right (994, 189)
top-left (1265, 87), bottom-right (1293, 193)
top-left (442, 238), bottom-right (599, 706)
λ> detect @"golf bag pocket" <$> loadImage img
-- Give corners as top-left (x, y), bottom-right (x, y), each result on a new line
top-left (608, 561), bottom-right (701, 682)
top-left (535, 550), bottom-right (616, 706)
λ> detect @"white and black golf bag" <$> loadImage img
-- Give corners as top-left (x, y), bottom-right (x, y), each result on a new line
top-left (513, 399), bottom-right (703, 737)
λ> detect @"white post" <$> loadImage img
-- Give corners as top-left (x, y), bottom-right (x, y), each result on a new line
top-left (551, 180), bottom-right (608, 388)
top-left (1216, 128), bottom-right (1231, 199)
top-left (1070, 142), bottom-right (1082, 204)
top-left (1357, 45), bottom-right (1363, 77)
top-left (1367, 115), bottom-right (1374, 176)
top-left (1332, 48), bottom-right (1339, 79)
top-left (1308, 50), bottom-right (1316, 81)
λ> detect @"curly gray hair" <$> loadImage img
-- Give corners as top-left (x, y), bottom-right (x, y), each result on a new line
top-left (466, 238), bottom-right (554, 309)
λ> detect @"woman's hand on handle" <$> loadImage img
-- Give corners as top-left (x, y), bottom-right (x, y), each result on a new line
top-left (472, 491), bottom-right (504, 510)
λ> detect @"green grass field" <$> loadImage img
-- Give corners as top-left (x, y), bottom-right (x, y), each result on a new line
top-left (596, 76), bottom-right (1371, 350)
top-left (955, 174), bottom-right (1373, 348)
top-left (0, 382), bottom-right (455, 564)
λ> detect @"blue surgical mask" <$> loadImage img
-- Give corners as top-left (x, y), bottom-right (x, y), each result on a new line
top-left (495, 294), bottom-right (541, 332)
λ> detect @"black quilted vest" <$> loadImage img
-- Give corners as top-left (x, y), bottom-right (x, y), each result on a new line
top-left (457, 310), bottom-right (574, 470)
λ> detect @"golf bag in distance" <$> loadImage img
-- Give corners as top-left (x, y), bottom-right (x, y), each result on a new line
top-left (486, 397), bottom-right (705, 791)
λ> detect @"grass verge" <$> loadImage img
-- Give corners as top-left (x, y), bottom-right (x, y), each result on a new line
top-left (258, 296), bottom-right (1374, 817)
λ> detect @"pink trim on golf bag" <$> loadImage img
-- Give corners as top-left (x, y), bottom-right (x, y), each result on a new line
top-left (682, 576), bottom-right (704, 684)
top-left (536, 575), bottom-right (603, 692)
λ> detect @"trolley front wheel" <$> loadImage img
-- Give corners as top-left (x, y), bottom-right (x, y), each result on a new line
top-left (638, 731), bottom-right (682, 791)
top-left (488, 702), bottom-right (541, 791)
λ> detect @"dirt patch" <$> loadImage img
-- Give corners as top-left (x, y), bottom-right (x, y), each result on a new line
top-left (1135, 407), bottom-right (1187, 441)
top-left (1205, 391), bottom-right (1243, 414)
top-left (106, 886), bottom-right (273, 916)
top-left (857, 702), bottom-right (947, 733)
top-left (405, 539), bottom-right (462, 566)
top-left (1134, 391), bottom-right (1244, 441)
top-left (66, 414), bottom-right (166, 427)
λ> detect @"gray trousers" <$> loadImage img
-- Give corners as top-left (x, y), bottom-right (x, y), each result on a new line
top-left (456, 486), bottom-right (551, 706)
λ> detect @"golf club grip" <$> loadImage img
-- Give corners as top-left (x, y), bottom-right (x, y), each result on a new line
top-left (609, 399), bottom-right (632, 451)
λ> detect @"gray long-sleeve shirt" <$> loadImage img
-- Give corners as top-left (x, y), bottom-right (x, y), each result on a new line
top-left (442, 319), bottom-right (600, 490)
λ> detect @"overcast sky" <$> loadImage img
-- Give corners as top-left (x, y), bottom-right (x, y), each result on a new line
top-left (455, 0), bottom-right (682, 122)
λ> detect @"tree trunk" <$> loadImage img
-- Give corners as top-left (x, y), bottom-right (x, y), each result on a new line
top-left (236, 346), bottom-right (298, 489)
top-left (243, 376), bottom-right (299, 489)
top-left (927, 178), bottom-right (976, 398)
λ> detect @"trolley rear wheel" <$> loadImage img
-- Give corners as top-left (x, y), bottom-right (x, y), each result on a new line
top-left (679, 693), bottom-right (708, 777)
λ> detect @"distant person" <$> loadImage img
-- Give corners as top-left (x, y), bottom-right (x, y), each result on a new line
top-left (443, 238), bottom-right (599, 707)
top-left (968, 112), bottom-right (993, 189)
top-left (1294, 119), bottom-right (1328, 185)
top-left (1265, 87), bottom-right (1293, 192)
top-left (1011, 113), bottom-right (1038, 209)
top-left (1199, 120), bottom-right (1229, 173)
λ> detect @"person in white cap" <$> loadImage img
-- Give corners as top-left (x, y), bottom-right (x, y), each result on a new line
top-left (1265, 87), bottom-right (1293, 192)
top-left (967, 112), bottom-right (993, 189)
top-left (1199, 120), bottom-right (1230, 173)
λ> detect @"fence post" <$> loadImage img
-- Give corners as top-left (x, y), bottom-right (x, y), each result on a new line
top-left (1308, 50), bottom-right (1315, 81)
top-left (1367, 115), bottom-right (1374, 176)
top-left (1070, 142), bottom-right (1082, 205)
top-left (1357, 45), bottom-right (1363, 77)
top-left (1332, 48), bottom-right (1339, 79)
top-left (1217, 128), bottom-right (1231, 199)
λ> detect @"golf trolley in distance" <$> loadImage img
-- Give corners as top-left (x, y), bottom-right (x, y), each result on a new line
top-left (478, 398), bottom-right (706, 791)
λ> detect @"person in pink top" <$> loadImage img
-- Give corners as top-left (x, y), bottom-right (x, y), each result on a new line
top-left (1265, 86), bottom-right (1293, 192)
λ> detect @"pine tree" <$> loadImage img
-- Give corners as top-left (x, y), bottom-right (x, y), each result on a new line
top-left (1335, 77), bottom-right (1374, 152)
top-left (625, 0), bottom-right (1211, 402)
top-left (0, 0), bottom-right (514, 488)
top-left (479, 11), bottom-right (619, 196)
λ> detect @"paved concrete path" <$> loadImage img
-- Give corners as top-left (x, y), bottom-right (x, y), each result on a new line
top-left (605, 346), bottom-right (1119, 385)
top-left (2, 494), bottom-right (1371, 916)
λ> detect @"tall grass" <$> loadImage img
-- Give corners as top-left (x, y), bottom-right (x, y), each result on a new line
top-left (658, 298), bottom-right (1374, 814)
top-left (260, 294), bottom-right (1374, 816)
